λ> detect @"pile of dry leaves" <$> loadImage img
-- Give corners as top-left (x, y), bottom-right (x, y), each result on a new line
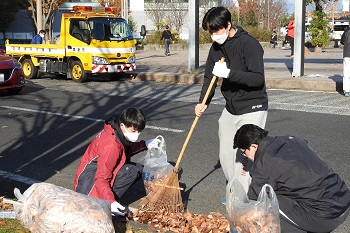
top-left (0, 196), bottom-right (14, 211)
top-left (132, 209), bottom-right (230, 233)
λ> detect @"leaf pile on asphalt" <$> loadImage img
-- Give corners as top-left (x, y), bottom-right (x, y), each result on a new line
top-left (132, 209), bottom-right (230, 232)
top-left (0, 196), bottom-right (14, 211)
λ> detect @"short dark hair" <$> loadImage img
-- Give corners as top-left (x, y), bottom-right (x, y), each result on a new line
top-left (202, 6), bottom-right (231, 32)
top-left (119, 107), bottom-right (146, 131)
top-left (165, 25), bottom-right (169, 29)
top-left (39, 30), bottom-right (46, 34)
top-left (234, 124), bottom-right (268, 149)
top-left (105, 107), bottom-right (146, 132)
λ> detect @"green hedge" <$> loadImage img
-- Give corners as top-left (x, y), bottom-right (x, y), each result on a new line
top-left (142, 26), bottom-right (273, 46)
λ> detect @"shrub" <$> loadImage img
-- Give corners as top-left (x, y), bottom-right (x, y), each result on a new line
top-left (143, 27), bottom-right (275, 46)
top-left (309, 10), bottom-right (330, 47)
top-left (245, 27), bottom-right (271, 42)
top-left (143, 30), bottom-right (180, 45)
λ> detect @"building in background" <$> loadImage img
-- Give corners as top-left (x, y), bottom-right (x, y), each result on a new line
top-left (129, 0), bottom-right (219, 40)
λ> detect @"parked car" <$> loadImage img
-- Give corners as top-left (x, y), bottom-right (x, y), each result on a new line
top-left (330, 21), bottom-right (349, 41)
top-left (0, 49), bottom-right (25, 94)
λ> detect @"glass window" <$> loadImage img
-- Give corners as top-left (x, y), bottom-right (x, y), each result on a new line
top-left (89, 17), bottom-right (133, 41)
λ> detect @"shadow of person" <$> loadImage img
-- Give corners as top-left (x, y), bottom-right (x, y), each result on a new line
top-left (181, 160), bottom-right (221, 211)
top-left (119, 178), bottom-right (146, 206)
top-left (112, 217), bottom-right (127, 233)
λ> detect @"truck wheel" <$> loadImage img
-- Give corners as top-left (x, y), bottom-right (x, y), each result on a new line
top-left (70, 61), bottom-right (87, 83)
top-left (22, 59), bottom-right (38, 79)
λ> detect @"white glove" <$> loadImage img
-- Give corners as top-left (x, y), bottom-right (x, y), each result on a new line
top-left (111, 201), bottom-right (125, 216)
top-left (212, 61), bottom-right (230, 78)
top-left (145, 138), bottom-right (161, 149)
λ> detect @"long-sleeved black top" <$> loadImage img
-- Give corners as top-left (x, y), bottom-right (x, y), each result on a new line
top-left (200, 26), bottom-right (268, 115)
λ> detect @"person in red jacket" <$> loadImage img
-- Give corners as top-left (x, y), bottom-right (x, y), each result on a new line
top-left (73, 107), bottom-right (158, 216)
top-left (287, 19), bottom-right (295, 58)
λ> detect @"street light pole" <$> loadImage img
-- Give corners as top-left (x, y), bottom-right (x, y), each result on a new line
top-left (36, 0), bottom-right (43, 32)
top-left (188, 0), bottom-right (199, 71)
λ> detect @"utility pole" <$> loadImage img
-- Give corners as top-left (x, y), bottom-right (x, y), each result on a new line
top-left (188, 0), bottom-right (199, 71)
top-left (36, 0), bottom-right (43, 32)
top-left (292, 0), bottom-right (306, 77)
top-left (120, 0), bottom-right (128, 21)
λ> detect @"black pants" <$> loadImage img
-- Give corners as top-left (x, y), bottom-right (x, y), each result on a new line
top-left (288, 36), bottom-right (294, 56)
top-left (278, 195), bottom-right (350, 233)
top-left (112, 162), bottom-right (143, 199)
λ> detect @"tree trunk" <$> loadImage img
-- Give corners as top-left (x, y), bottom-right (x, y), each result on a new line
top-left (314, 45), bottom-right (323, 53)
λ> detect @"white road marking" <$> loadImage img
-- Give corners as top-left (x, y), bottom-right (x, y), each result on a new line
top-left (0, 105), bottom-right (184, 133)
top-left (0, 170), bottom-right (39, 185)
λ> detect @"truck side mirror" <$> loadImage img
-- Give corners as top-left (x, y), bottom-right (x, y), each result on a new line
top-left (140, 25), bottom-right (146, 38)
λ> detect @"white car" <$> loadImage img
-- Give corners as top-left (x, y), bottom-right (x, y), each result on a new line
top-left (330, 21), bottom-right (349, 41)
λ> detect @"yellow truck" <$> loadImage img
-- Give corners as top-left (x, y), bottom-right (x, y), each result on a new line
top-left (5, 6), bottom-right (146, 82)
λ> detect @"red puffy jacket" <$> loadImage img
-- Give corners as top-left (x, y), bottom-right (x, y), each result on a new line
top-left (73, 124), bottom-right (146, 203)
top-left (287, 20), bottom-right (295, 38)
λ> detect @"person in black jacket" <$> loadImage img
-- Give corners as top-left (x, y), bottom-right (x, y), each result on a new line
top-left (234, 124), bottom-right (350, 233)
top-left (270, 29), bottom-right (278, 49)
top-left (195, 6), bottom-right (268, 194)
top-left (160, 25), bottom-right (174, 56)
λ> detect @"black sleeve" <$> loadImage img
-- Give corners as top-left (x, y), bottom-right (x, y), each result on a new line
top-left (199, 45), bottom-right (221, 105)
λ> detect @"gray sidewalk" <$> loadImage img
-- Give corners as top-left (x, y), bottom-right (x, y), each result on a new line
top-left (131, 45), bottom-right (344, 93)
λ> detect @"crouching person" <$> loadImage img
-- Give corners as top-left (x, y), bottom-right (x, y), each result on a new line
top-left (233, 124), bottom-right (350, 233)
top-left (74, 107), bottom-right (158, 216)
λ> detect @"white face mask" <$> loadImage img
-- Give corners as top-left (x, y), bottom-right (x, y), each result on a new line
top-left (211, 28), bottom-right (229, 45)
top-left (122, 124), bottom-right (140, 142)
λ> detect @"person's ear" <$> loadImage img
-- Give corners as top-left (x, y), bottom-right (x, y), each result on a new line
top-left (120, 123), bottom-right (125, 133)
top-left (250, 144), bottom-right (258, 151)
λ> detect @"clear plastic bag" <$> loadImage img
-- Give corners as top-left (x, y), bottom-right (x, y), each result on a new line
top-left (226, 177), bottom-right (280, 233)
top-left (13, 182), bottom-right (114, 233)
top-left (141, 135), bottom-right (174, 194)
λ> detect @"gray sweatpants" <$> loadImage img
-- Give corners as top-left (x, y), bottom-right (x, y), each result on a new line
top-left (218, 108), bottom-right (268, 193)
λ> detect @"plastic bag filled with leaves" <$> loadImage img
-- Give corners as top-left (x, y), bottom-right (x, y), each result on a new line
top-left (226, 177), bottom-right (280, 233)
top-left (12, 182), bottom-right (114, 233)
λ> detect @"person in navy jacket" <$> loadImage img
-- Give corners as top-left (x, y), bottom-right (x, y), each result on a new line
top-left (31, 30), bottom-right (46, 44)
top-left (234, 124), bottom-right (350, 233)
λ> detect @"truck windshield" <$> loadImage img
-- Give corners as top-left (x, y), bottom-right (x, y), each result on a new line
top-left (88, 17), bottom-right (133, 41)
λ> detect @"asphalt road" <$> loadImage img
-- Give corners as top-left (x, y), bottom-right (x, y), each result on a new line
top-left (0, 78), bottom-right (349, 232)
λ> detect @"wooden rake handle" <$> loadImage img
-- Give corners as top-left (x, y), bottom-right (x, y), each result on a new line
top-left (173, 57), bottom-right (225, 172)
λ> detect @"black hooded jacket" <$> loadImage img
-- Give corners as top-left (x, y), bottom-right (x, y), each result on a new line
top-left (248, 135), bottom-right (350, 219)
top-left (200, 26), bottom-right (268, 115)
top-left (341, 27), bottom-right (350, 58)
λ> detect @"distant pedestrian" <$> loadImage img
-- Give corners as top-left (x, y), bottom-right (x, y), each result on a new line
top-left (287, 19), bottom-right (295, 58)
top-left (341, 26), bottom-right (350, 97)
top-left (281, 26), bottom-right (289, 49)
top-left (160, 25), bottom-right (174, 56)
top-left (31, 30), bottom-right (46, 44)
top-left (270, 29), bottom-right (278, 49)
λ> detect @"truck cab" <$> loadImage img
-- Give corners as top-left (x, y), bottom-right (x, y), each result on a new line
top-left (6, 6), bottom-right (146, 82)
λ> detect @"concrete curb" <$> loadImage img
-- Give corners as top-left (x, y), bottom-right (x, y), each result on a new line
top-left (130, 71), bottom-right (342, 93)
top-left (265, 77), bottom-right (342, 92)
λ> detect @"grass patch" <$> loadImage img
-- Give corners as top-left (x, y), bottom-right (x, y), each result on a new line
top-left (0, 218), bottom-right (28, 233)
top-left (0, 218), bottom-right (150, 233)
